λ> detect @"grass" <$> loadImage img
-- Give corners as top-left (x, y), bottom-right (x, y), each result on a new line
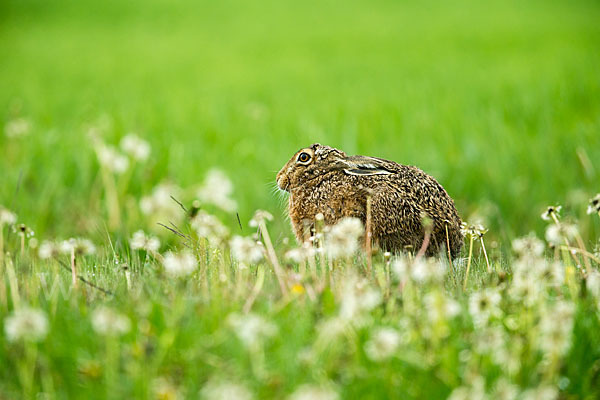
top-left (1, 0), bottom-right (600, 398)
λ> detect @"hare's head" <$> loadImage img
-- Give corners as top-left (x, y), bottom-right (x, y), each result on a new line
top-left (276, 144), bottom-right (347, 192)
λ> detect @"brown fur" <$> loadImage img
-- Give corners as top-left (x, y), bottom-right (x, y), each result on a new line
top-left (276, 144), bottom-right (463, 257)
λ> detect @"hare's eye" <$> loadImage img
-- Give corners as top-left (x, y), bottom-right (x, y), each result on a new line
top-left (297, 152), bottom-right (311, 163)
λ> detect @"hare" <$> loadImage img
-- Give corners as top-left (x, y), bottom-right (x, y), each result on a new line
top-left (276, 144), bottom-right (463, 257)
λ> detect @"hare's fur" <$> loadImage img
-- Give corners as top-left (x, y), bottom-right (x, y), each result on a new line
top-left (277, 144), bottom-right (463, 257)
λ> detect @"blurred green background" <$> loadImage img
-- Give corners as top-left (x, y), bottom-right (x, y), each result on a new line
top-left (1, 0), bottom-right (599, 246)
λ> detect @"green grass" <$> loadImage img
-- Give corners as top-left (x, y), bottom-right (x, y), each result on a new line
top-left (1, 0), bottom-right (600, 398)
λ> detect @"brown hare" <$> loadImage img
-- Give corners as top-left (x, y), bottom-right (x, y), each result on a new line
top-left (276, 144), bottom-right (463, 257)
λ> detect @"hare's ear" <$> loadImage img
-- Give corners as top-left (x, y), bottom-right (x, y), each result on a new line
top-left (342, 156), bottom-right (394, 176)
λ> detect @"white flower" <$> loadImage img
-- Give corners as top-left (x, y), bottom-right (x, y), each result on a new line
top-left (163, 251), bottom-right (197, 277)
top-left (324, 217), bottom-right (363, 259)
top-left (339, 276), bottom-right (381, 320)
top-left (249, 209), bottom-right (274, 228)
top-left (538, 301), bottom-right (574, 357)
top-left (130, 230), bottom-right (160, 253)
top-left (120, 134), bottom-right (150, 161)
top-left (197, 169), bottom-right (237, 212)
top-left (288, 384), bottom-right (339, 400)
top-left (364, 327), bottom-right (400, 361)
top-left (469, 288), bottom-right (502, 327)
top-left (423, 292), bottom-right (461, 323)
top-left (411, 258), bottom-right (446, 284)
top-left (512, 234), bottom-right (545, 258)
top-left (191, 211), bottom-right (229, 246)
top-left (545, 223), bottom-right (578, 246)
top-left (227, 313), bottom-right (278, 348)
top-left (587, 194), bottom-right (600, 215)
top-left (508, 270), bottom-right (541, 306)
top-left (521, 385), bottom-right (558, 400)
top-left (447, 376), bottom-right (486, 400)
top-left (200, 380), bottom-right (253, 400)
top-left (0, 207), bottom-right (17, 227)
top-left (4, 307), bottom-right (49, 342)
top-left (4, 117), bottom-right (31, 138)
top-left (95, 144), bottom-right (129, 174)
top-left (586, 270), bottom-right (600, 298)
top-left (230, 236), bottom-right (263, 265)
top-left (59, 238), bottom-right (96, 256)
top-left (391, 258), bottom-right (409, 281)
top-left (91, 306), bottom-right (131, 336)
top-left (541, 205), bottom-right (561, 221)
top-left (38, 240), bottom-right (60, 259)
top-left (140, 182), bottom-right (183, 223)
top-left (285, 244), bottom-right (315, 263)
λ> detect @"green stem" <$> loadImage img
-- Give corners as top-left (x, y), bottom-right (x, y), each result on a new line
top-left (462, 235), bottom-right (474, 291)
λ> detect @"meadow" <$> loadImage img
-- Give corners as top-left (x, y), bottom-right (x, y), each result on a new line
top-left (1, 0), bottom-right (600, 398)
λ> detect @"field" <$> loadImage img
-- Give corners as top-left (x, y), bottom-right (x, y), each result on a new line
top-left (1, 0), bottom-right (600, 398)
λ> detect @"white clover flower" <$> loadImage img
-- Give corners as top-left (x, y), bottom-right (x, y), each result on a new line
top-left (4, 307), bottom-right (49, 342)
top-left (587, 194), bottom-right (600, 215)
top-left (324, 217), bottom-right (363, 259)
top-left (227, 313), bottom-right (278, 348)
top-left (468, 288), bottom-right (502, 327)
top-left (512, 234), bottom-right (545, 258)
top-left (288, 384), bottom-right (339, 400)
top-left (545, 223), bottom-right (578, 246)
top-left (120, 133), bottom-right (150, 161)
top-left (191, 211), bottom-right (229, 246)
top-left (364, 327), bottom-right (400, 361)
top-left (4, 117), bottom-right (31, 138)
top-left (140, 182), bottom-right (183, 223)
top-left (200, 380), bottom-right (253, 400)
top-left (91, 306), bottom-right (131, 336)
top-left (95, 144), bottom-right (129, 174)
top-left (59, 238), bottom-right (96, 256)
top-left (197, 169), bottom-right (237, 212)
top-left (130, 230), bottom-right (160, 253)
top-left (249, 209), bottom-right (274, 228)
top-left (230, 236), bottom-right (263, 266)
top-left (38, 240), bottom-right (60, 259)
top-left (162, 251), bottom-right (197, 277)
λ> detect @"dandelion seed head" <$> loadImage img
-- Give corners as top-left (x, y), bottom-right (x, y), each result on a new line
top-left (197, 169), bottom-right (237, 212)
top-left (230, 236), bottom-right (263, 265)
top-left (95, 144), bottom-right (129, 174)
top-left (460, 222), bottom-right (487, 239)
top-left (324, 217), bottom-right (363, 259)
top-left (120, 133), bottom-right (150, 161)
top-left (59, 238), bottom-right (96, 256)
top-left (285, 244), bottom-right (315, 263)
top-left (587, 194), bottom-right (600, 215)
top-left (130, 230), bottom-right (160, 253)
top-left (91, 306), bottom-right (131, 336)
top-left (545, 223), bottom-right (577, 246)
top-left (0, 207), bottom-right (17, 226)
top-left (4, 307), bottom-right (49, 342)
top-left (468, 288), bottom-right (502, 327)
top-left (200, 380), bottom-right (253, 400)
top-left (191, 211), bottom-right (229, 246)
top-left (38, 240), bottom-right (60, 259)
top-left (227, 313), bottom-right (278, 348)
top-left (139, 182), bottom-right (183, 223)
top-left (249, 209), bottom-right (274, 227)
top-left (364, 327), bottom-right (400, 361)
top-left (411, 258), bottom-right (446, 284)
top-left (288, 384), bottom-right (339, 400)
top-left (4, 117), bottom-right (31, 138)
top-left (162, 251), bottom-right (197, 277)
top-left (521, 385), bottom-right (558, 400)
top-left (512, 234), bottom-right (545, 258)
